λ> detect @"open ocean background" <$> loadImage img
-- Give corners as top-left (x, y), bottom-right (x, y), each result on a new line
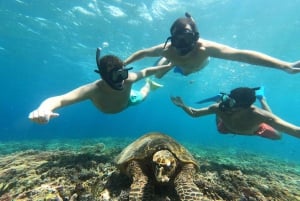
top-left (1, 0), bottom-right (300, 163)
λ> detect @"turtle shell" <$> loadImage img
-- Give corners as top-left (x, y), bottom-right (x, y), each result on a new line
top-left (115, 132), bottom-right (199, 170)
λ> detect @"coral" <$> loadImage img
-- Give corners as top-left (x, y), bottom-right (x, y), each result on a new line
top-left (0, 138), bottom-right (299, 200)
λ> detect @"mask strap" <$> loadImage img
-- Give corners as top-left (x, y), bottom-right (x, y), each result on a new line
top-left (163, 36), bottom-right (172, 49)
top-left (194, 32), bottom-right (199, 41)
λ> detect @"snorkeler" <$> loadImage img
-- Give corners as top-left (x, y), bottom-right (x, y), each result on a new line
top-left (171, 87), bottom-right (300, 140)
top-left (124, 12), bottom-right (300, 78)
top-left (29, 48), bottom-right (168, 124)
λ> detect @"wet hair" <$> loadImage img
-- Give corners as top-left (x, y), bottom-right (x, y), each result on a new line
top-left (96, 55), bottom-right (124, 77)
top-left (229, 87), bottom-right (256, 108)
top-left (170, 12), bottom-right (199, 36)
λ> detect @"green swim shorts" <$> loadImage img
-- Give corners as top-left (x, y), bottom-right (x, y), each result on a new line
top-left (128, 90), bottom-right (144, 106)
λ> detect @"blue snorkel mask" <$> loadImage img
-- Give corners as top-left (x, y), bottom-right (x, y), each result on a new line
top-left (95, 48), bottom-right (133, 90)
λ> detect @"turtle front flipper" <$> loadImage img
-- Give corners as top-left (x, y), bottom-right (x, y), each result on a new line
top-left (174, 163), bottom-right (202, 201)
top-left (126, 160), bottom-right (154, 201)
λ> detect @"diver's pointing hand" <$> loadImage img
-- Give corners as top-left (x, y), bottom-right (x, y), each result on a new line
top-left (28, 109), bottom-right (59, 124)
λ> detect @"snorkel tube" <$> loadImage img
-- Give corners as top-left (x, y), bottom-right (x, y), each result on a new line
top-left (94, 47), bottom-right (122, 90)
top-left (164, 12), bottom-right (199, 55)
top-left (96, 47), bottom-right (102, 68)
top-left (219, 87), bottom-right (261, 111)
top-left (94, 47), bottom-right (102, 75)
top-left (196, 87), bottom-right (262, 105)
top-left (196, 94), bottom-right (222, 104)
top-left (94, 48), bottom-right (131, 91)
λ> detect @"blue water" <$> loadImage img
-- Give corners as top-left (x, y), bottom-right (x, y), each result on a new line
top-left (1, 0), bottom-right (300, 162)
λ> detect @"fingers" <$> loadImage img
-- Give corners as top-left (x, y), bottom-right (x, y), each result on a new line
top-left (51, 113), bottom-right (59, 118)
top-left (170, 96), bottom-right (178, 102)
top-left (28, 110), bottom-right (49, 124)
top-left (173, 96), bottom-right (181, 102)
top-left (292, 60), bottom-right (300, 68)
top-left (28, 109), bottom-right (58, 124)
top-left (170, 96), bottom-right (183, 107)
top-left (287, 61), bottom-right (300, 74)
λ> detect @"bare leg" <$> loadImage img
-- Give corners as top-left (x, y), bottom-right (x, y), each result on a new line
top-left (140, 78), bottom-right (163, 100)
top-left (256, 86), bottom-right (272, 112)
top-left (174, 163), bottom-right (202, 201)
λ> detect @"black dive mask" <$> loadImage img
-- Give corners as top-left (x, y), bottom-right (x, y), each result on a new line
top-left (94, 47), bottom-right (133, 90)
top-left (109, 67), bottom-right (133, 83)
top-left (218, 93), bottom-right (236, 112)
top-left (104, 67), bottom-right (133, 90)
top-left (218, 87), bottom-right (261, 111)
top-left (163, 29), bottom-right (199, 55)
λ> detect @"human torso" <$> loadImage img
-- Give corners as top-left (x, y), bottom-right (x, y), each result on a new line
top-left (91, 80), bottom-right (133, 114)
top-left (217, 107), bottom-right (264, 135)
top-left (162, 41), bottom-right (209, 75)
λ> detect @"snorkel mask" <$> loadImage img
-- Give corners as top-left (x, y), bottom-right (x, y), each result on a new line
top-left (95, 48), bottom-right (133, 90)
top-left (218, 93), bottom-right (236, 112)
top-left (218, 87), bottom-right (260, 111)
top-left (163, 12), bottom-right (199, 56)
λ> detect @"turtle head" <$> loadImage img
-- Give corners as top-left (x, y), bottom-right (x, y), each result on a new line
top-left (152, 150), bottom-right (177, 183)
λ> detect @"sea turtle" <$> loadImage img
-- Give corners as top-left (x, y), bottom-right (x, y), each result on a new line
top-left (115, 132), bottom-right (202, 201)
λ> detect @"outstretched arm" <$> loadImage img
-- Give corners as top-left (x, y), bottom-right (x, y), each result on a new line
top-left (204, 40), bottom-right (300, 74)
top-left (170, 96), bottom-right (216, 117)
top-left (28, 83), bottom-right (95, 124)
top-left (258, 97), bottom-right (272, 112)
top-left (258, 109), bottom-right (300, 139)
top-left (129, 63), bottom-right (174, 82)
top-left (124, 44), bottom-right (164, 65)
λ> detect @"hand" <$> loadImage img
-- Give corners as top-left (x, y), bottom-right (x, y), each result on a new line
top-left (28, 109), bottom-right (59, 124)
top-left (285, 60), bottom-right (300, 74)
top-left (170, 96), bottom-right (185, 107)
top-left (292, 60), bottom-right (300, 67)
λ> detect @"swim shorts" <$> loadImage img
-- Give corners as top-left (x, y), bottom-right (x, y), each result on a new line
top-left (217, 119), bottom-right (230, 134)
top-left (128, 90), bottom-right (144, 106)
top-left (173, 58), bottom-right (210, 75)
top-left (173, 66), bottom-right (185, 75)
top-left (255, 123), bottom-right (281, 140)
top-left (217, 120), bottom-right (281, 140)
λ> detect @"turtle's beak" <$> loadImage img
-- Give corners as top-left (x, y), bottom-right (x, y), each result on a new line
top-left (155, 166), bottom-right (170, 182)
